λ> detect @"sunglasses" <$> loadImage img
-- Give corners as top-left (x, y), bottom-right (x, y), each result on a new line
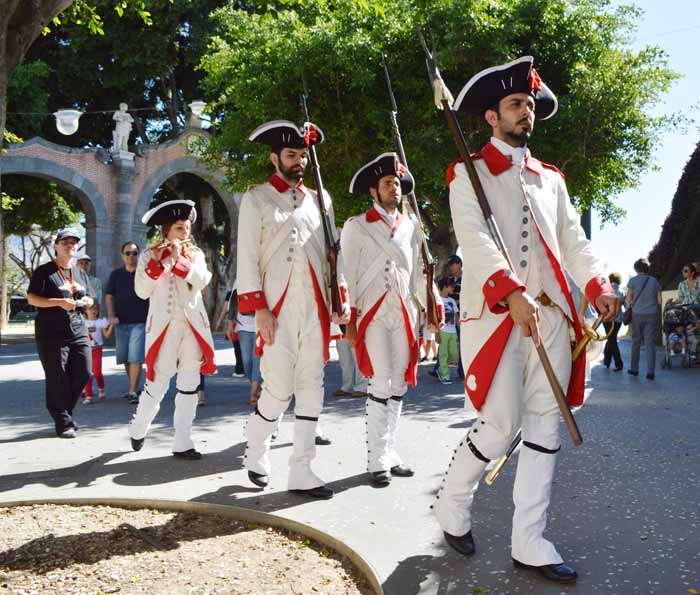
top-left (683, 269), bottom-right (690, 273)
top-left (123, 250), bottom-right (138, 257)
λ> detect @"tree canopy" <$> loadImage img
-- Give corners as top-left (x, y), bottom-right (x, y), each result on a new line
top-left (648, 140), bottom-right (700, 288)
top-left (199, 0), bottom-right (679, 257)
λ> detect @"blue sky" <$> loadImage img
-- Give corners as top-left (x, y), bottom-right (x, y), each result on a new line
top-left (591, 0), bottom-right (700, 282)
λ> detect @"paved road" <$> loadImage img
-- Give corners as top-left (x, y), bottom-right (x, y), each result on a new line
top-left (1, 336), bottom-right (698, 594)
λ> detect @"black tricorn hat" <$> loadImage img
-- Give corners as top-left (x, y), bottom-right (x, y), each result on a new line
top-left (141, 199), bottom-right (197, 226)
top-left (454, 56), bottom-right (558, 121)
top-left (249, 119), bottom-right (325, 149)
top-left (349, 152), bottom-right (415, 196)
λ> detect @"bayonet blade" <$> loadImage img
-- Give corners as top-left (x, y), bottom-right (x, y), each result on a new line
top-left (381, 53), bottom-right (398, 113)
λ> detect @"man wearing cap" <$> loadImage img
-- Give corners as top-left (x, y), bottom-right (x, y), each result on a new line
top-left (237, 120), bottom-right (350, 499)
top-left (128, 199), bottom-right (216, 459)
top-left (433, 58), bottom-right (620, 582)
top-left (27, 229), bottom-right (94, 437)
top-left (342, 152), bottom-right (442, 486)
top-left (76, 253), bottom-right (102, 306)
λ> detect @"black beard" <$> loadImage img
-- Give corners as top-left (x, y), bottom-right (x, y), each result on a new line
top-left (377, 192), bottom-right (400, 210)
top-left (505, 128), bottom-right (530, 146)
top-left (279, 162), bottom-right (304, 181)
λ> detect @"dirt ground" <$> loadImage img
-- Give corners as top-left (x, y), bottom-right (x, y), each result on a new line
top-left (0, 504), bottom-right (374, 595)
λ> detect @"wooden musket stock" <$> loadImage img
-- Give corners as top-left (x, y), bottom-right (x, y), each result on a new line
top-left (300, 65), bottom-right (342, 317)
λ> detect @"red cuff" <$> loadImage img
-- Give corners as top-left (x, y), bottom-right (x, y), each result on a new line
top-left (172, 256), bottom-right (192, 279)
top-left (145, 258), bottom-right (165, 280)
top-left (585, 276), bottom-right (613, 310)
top-left (238, 290), bottom-right (269, 314)
top-left (350, 307), bottom-right (358, 325)
top-left (483, 269), bottom-right (525, 314)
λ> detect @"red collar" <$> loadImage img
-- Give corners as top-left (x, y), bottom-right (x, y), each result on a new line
top-left (268, 173), bottom-right (307, 194)
top-left (479, 142), bottom-right (544, 176)
top-left (366, 205), bottom-right (403, 236)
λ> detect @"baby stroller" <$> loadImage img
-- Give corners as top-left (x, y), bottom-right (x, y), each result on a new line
top-left (661, 303), bottom-right (700, 369)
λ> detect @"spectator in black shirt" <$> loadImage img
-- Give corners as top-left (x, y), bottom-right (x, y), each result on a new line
top-left (27, 228), bottom-right (94, 438)
top-left (105, 242), bottom-right (149, 403)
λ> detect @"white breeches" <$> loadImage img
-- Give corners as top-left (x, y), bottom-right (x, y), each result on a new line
top-left (364, 302), bottom-right (410, 472)
top-left (128, 318), bottom-right (202, 453)
top-left (244, 278), bottom-right (326, 490)
top-left (434, 306), bottom-right (571, 565)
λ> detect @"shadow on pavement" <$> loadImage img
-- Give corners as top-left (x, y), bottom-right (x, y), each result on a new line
top-left (0, 442), bottom-right (275, 493)
top-left (192, 472), bottom-right (369, 513)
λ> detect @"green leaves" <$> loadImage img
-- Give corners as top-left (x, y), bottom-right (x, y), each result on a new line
top-left (198, 0), bottom-right (677, 253)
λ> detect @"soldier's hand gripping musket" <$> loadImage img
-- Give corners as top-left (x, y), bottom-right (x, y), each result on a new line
top-left (300, 65), bottom-right (344, 320)
top-left (380, 53), bottom-right (442, 331)
top-left (417, 28), bottom-right (621, 582)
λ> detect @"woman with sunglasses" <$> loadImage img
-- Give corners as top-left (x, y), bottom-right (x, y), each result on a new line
top-left (677, 263), bottom-right (700, 305)
top-left (27, 228), bottom-right (95, 437)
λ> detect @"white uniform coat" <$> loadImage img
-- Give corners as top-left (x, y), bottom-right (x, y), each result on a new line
top-left (236, 174), bottom-right (347, 362)
top-left (447, 142), bottom-right (610, 410)
top-left (135, 247), bottom-right (216, 381)
top-left (341, 206), bottom-right (442, 387)
top-left (236, 173), bottom-right (347, 491)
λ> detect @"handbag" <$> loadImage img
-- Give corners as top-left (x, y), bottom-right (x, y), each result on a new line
top-left (623, 276), bottom-right (650, 325)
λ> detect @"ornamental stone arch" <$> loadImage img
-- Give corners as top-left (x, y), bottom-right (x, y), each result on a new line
top-left (0, 142), bottom-right (112, 282)
top-left (2, 129), bottom-right (238, 286)
top-left (132, 154), bottom-right (239, 258)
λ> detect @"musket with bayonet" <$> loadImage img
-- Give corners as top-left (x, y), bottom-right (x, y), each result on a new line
top-left (300, 64), bottom-right (343, 317)
top-left (380, 53), bottom-right (441, 329)
top-left (416, 28), bottom-right (583, 449)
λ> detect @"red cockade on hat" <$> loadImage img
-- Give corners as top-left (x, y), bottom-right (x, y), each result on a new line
top-left (303, 123), bottom-right (318, 147)
top-left (395, 159), bottom-right (407, 177)
top-left (528, 67), bottom-right (542, 93)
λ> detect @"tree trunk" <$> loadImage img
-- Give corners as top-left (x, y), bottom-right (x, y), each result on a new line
top-left (1, 0), bottom-right (76, 344)
top-left (198, 193), bottom-right (223, 327)
top-left (0, 237), bottom-right (9, 329)
top-left (1, 28), bottom-right (9, 342)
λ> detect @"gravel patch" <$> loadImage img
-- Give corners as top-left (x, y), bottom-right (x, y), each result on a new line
top-left (0, 504), bottom-right (373, 595)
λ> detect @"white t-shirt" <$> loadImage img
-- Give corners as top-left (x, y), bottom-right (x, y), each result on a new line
top-left (441, 296), bottom-right (459, 334)
top-left (86, 318), bottom-right (110, 347)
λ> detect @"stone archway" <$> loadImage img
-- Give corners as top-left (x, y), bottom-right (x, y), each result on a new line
top-left (0, 150), bottom-right (112, 282)
top-left (2, 130), bottom-right (238, 286)
top-left (132, 155), bottom-right (239, 256)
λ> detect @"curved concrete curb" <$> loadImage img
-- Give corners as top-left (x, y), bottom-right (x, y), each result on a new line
top-left (0, 498), bottom-right (383, 595)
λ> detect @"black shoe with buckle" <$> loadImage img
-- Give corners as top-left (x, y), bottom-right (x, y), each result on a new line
top-left (315, 435), bottom-right (332, 446)
top-left (131, 437), bottom-right (144, 451)
top-left (172, 449), bottom-right (202, 460)
top-left (369, 470), bottom-right (392, 486)
top-left (512, 558), bottom-right (578, 582)
top-left (444, 530), bottom-right (475, 556)
top-left (248, 470), bottom-right (268, 487)
top-left (290, 485), bottom-right (334, 499)
top-left (390, 464), bottom-right (414, 477)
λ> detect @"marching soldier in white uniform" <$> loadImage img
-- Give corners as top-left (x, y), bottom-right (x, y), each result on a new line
top-left (342, 153), bottom-right (443, 486)
top-left (129, 200), bottom-right (216, 459)
top-left (433, 58), bottom-right (620, 582)
top-left (237, 120), bottom-right (349, 499)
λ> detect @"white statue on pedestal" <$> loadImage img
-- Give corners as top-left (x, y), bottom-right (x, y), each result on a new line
top-left (112, 103), bottom-right (134, 153)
